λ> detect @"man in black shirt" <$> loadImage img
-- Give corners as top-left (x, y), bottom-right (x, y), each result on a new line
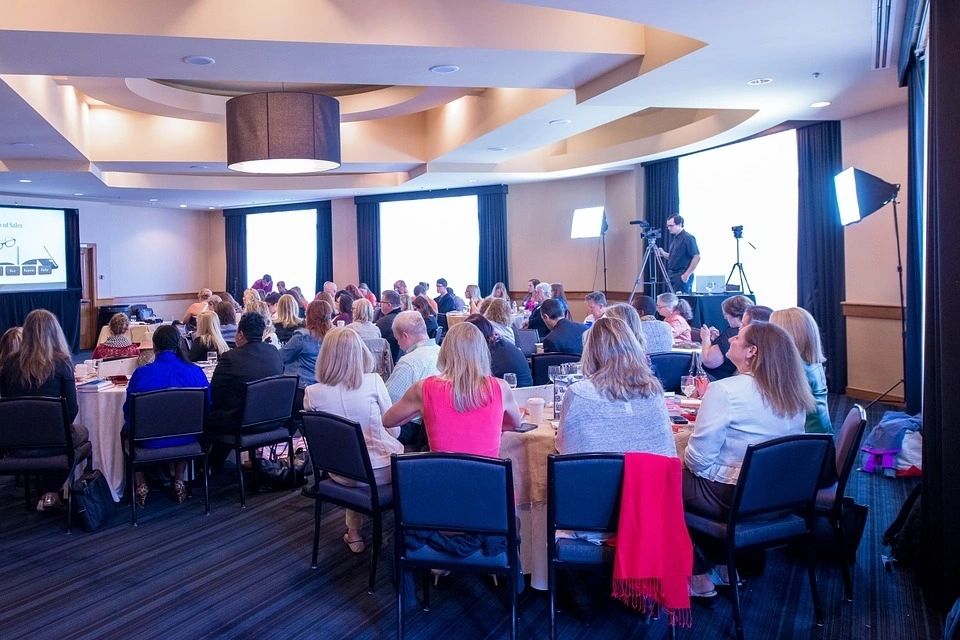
top-left (434, 278), bottom-right (457, 314)
top-left (658, 214), bottom-right (700, 293)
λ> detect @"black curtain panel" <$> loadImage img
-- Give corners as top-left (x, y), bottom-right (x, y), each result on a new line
top-left (904, 58), bottom-right (926, 414)
top-left (795, 121), bottom-right (846, 391)
top-left (477, 186), bottom-right (510, 294)
top-left (642, 158), bottom-right (679, 291)
top-left (921, 0), bottom-right (960, 610)
top-left (223, 212), bottom-right (247, 302)
top-left (315, 200), bottom-right (333, 294)
top-left (355, 200), bottom-right (381, 297)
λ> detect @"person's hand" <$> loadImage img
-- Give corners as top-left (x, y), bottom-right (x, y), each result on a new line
top-left (699, 325), bottom-right (712, 344)
top-left (681, 272), bottom-right (691, 283)
top-left (657, 247), bottom-right (668, 258)
top-left (709, 326), bottom-right (720, 341)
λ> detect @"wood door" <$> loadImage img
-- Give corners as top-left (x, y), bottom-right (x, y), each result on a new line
top-left (79, 244), bottom-right (97, 350)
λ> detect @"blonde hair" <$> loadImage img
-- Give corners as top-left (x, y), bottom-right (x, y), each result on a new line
top-left (108, 312), bottom-right (130, 336)
top-left (490, 282), bottom-right (510, 301)
top-left (315, 326), bottom-right (374, 390)
top-left (352, 297), bottom-right (374, 323)
top-left (275, 294), bottom-right (303, 329)
top-left (195, 310), bottom-right (229, 354)
top-left (582, 317), bottom-right (661, 401)
top-left (13, 309), bottom-right (72, 388)
top-left (242, 289), bottom-right (260, 312)
top-left (436, 322), bottom-right (494, 413)
top-left (739, 323), bottom-right (815, 418)
top-left (399, 293), bottom-right (414, 312)
top-left (770, 307), bottom-right (826, 365)
top-left (601, 303), bottom-right (646, 350)
top-left (198, 288), bottom-right (213, 301)
top-left (0, 326), bottom-right (23, 365)
top-left (483, 298), bottom-right (512, 327)
top-left (465, 284), bottom-right (481, 300)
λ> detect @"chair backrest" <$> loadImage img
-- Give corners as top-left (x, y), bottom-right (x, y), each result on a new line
top-left (434, 325), bottom-right (444, 345)
top-left (437, 313), bottom-right (450, 332)
top-left (98, 356), bottom-right (139, 378)
top-left (648, 352), bottom-right (693, 392)
top-left (392, 453), bottom-right (514, 535)
top-left (0, 396), bottom-right (71, 450)
top-left (363, 337), bottom-right (394, 378)
top-left (514, 328), bottom-right (539, 357)
top-left (301, 411), bottom-right (374, 484)
top-left (834, 404), bottom-right (867, 499)
top-left (240, 374), bottom-right (299, 429)
top-left (129, 388), bottom-right (206, 443)
top-left (732, 434), bottom-right (834, 520)
top-left (530, 353), bottom-right (580, 386)
top-left (549, 453), bottom-right (624, 532)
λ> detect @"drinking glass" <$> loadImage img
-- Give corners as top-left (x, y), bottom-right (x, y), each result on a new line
top-left (681, 375), bottom-right (696, 398)
top-left (504, 372), bottom-right (518, 388)
top-left (706, 281), bottom-right (715, 294)
top-left (207, 351), bottom-right (218, 365)
top-left (547, 365), bottom-right (561, 383)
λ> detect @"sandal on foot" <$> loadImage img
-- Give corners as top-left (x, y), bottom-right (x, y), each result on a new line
top-left (173, 480), bottom-right (187, 504)
top-left (343, 533), bottom-right (365, 554)
top-left (136, 483), bottom-right (150, 507)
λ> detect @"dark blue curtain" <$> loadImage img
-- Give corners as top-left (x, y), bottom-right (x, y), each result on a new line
top-left (355, 201), bottom-right (380, 297)
top-left (904, 58), bottom-right (926, 414)
top-left (224, 213), bottom-right (247, 302)
top-left (315, 201), bottom-right (333, 294)
top-left (642, 158), bottom-right (679, 291)
top-left (0, 208), bottom-right (81, 351)
top-left (796, 121), bottom-right (846, 391)
top-left (477, 186), bottom-right (509, 293)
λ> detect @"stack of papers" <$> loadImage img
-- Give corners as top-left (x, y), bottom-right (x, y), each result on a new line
top-left (77, 379), bottom-right (114, 392)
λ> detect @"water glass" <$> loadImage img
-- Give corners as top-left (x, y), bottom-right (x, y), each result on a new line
top-left (504, 372), bottom-right (518, 388)
top-left (681, 375), bottom-right (696, 398)
top-left (207, 351), bottom-right (218, 365)
top-left (547, 365), bottom-right (561, 383)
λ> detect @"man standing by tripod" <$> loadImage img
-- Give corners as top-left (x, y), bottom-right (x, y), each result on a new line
top-left (657, 214), bottom-right (700, 294)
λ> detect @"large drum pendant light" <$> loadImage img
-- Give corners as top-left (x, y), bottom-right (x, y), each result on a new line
top-left (226, 92), bottom-right (341, 174)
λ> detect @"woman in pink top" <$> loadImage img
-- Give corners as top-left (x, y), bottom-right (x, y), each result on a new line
top-left (384, 322), bottom-right (520, 458)
top-left (656, 292), bottom-right (693, 343)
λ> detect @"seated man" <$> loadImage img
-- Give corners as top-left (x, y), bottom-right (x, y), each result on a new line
top-left (208, 311), bottom-right (284, 432)
top-left (583, 290), bottom-right (607, 326)
top-left (386, 310), bottom-right (441, 447)
top-left (434, 278), bottom-right (457, 314)
top-left (541, 298), bottom-right (587, 355)
top-left (375, 290), bottom-right (403, 363)
top-left (524, 282), bottom-right (552, 340)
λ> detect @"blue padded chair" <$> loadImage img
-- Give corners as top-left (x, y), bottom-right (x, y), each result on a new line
top-left (300, 411), bottom-right (394, 594)
top-left (205, 374), bottom-right (298, 508)
top-left (685, 434), bottom-right (834, 640)
top-left (0, 397), bottom-right (92, 533)
top-left (126, 388), bottom-right (208, 526)
top-left (392, 453), bottom-right (520, 640)
top-left (513, 327), bottom-right (539, 357)
top-left (530, 353), bottom-right (580, 386)
top-left (648, 352), bottom-right (693, 393)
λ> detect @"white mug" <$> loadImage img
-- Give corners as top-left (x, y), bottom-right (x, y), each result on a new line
top-left (526, 397), bottom-right (546, 424)
top-left (337, 320), bottom-right (345, 327)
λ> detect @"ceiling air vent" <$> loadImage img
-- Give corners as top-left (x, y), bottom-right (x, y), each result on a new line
top-left (873, 0), bottom-right (896, 70)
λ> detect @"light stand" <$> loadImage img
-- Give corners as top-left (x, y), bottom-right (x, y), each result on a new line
top-left (601, 214), bottom-right (609, 294)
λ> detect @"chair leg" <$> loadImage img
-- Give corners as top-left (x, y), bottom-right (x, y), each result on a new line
top-left (289, 437), bottom-right (297, 491)
top-left (548, 561), bottom-right (557, 640)
top-left (833, 518), bottom-right (853, 601)
top-left (369, 510), bottom-right (382, 594)
top-left (235, 448), bottom-right (246, 508)
top-left (509, 567), bottom-right (518, 640)
top-left (202, 455), bottom-right (210, 516)
top-left (311, 499), bottom-right (323, 569)
top-left (396, 567), bottom-right (405, 640)
top-left (65, 487), bottom-right (73, 534)
top-left (726, 545), bottom-right (744, 640)
top-left (806, 534), bottom-right (824, 625)
top-left (421, 569), bottom-right (431, 612)
top-left (130, 461), bottom-right (138, 527)
top-left (23, 473), bottom-right (30, 512)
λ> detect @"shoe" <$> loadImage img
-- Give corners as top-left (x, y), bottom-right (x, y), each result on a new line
top-left (136, 483), bottom-right (149, 507)
top-left (343, 533), bottom-right (365, 554)
top-left (173, 480), bottom-right (187, 504)
top-left (711, 566), bottom-right (744, 587)
top-left (432, 569), bottom-right (451, 586)
top-left (689, 585), bottom-right (718, 608)
top-left (36, 492), bottom-right (63, 512)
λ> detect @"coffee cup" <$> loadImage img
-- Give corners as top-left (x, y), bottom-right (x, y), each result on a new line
top-left (84, 359), bottom-right (98, 377)
top-left (526, 397), bottom-right (546, 424)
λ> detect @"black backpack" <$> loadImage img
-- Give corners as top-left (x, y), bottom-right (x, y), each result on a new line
top-left (881, 483), bottom-right (922, 566)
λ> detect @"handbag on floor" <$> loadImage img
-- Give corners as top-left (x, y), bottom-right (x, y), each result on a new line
top-left (72, 470), bottom-right (113, 532)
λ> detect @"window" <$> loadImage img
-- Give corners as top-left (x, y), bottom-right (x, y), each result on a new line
top-left (379, 195), bottom-right (479, 297)
top-left (679, 129), bottom-right (798, 310)
top-left (246, 208), bottom-right (318, 298)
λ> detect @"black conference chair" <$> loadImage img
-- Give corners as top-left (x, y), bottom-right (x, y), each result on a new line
top-left (649, 352), bottom-right (693, 393)
top-left (530, 353), bottom-right (580, 386)
top-left (814, 404), bottom-right (868, 600)
top-left (513, 328), bottom-right (539, 357)
top-left (392, 453), bottom-right (521, 640)
top-left (205, 374), bottom-right (298, 508)
top-left (0, 397), bottom-right (92, 533)
top-left (126, 388), bottom-right (209, 526)
top-left (685, 434), bottom-right (834, 640)
top-left (301, 411), bottom-right (394, 594)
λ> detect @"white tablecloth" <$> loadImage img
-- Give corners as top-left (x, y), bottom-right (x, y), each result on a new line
top-left (76, 385), bottom-right (127, 501)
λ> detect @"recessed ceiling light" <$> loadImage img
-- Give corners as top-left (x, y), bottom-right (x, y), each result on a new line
top-left (149, 198), bottom-right (159, 202)
top-left (810, 101), bottom-right (831, 108)
top-left (10, 142), bottom-right (34, 148)
top-left (18, 179), bottom-right (31, 183)
top-left (208, 206), bottom-right (215, 210)
top-left (487, 146), bottom-right (506, 152)
top-left (73, 192), bottom-right (84, 196)
top-left (178, 204), bottom-right (188, 208)
top-left (548, 119), bottom-right (572, 125)
top-left (429, 64), bottom-right (460, 74)
top-left (747, 78), bottom-right (774, 86)
top-left (182, 55), bottom-right (216, 66)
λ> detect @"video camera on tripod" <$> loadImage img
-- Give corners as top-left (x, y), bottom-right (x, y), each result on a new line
top-left (630, 219), bottom-right (662, 242)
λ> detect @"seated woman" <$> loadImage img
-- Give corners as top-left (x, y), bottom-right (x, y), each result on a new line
top-left (558, 317), bottom-right (674, 456)
top-left (742, 304), bottom-right (773, 326)
top-left (274, 294), bottom-right (304, 344)
top-left (413, 284), bottom-right (439, 314)
top-left (281, 300), bottom-right (332, 390)
top-left (683, 322), bottom-right (813, 597)
top-left (602, 303), bottom-right (646, 348)
top-left (489, 281), bottom-right (511, 304)
top-left (92, 313), bottom-right (140, 360)
top-left (482, 298), bottom-right (516, 345)
top-left (187, 310), bottom-right (230, 362)
top-left (699, 295), bottom-right (753, 380)
top-left (214, 301), bottom-right (238, 345)
top-left (288, 286), bottom-right (309, 317)
top-left (242, 288), bottom-right (261, 313)
top-left (522, 278), bottom-right (541, 311)
top-left (771, 307), bottom-right (832, 433)
top-left (384, 322), bottom-right (520, 458)
top-left (0, 326), bottom-right (23, 367)
top-left (551, 282), bottom-right (572, 319)
top-left (465, 314), bottom-right (532, 388)
top-left (412, 294), bottom-right (439, 339)
top-left (464, 284), bottom-right (482, 314)
top-left (303, 326), bottom-right (402, 553)
top-left (656, 292), bottom-right (693, 343)
top-left (123, 325), bottom-right (211, 505)
top-left (250, 300), bottom-right (281, 348)
top-left (348, 298), bottom-right (383, 341)
top-left (181, 288), bottom-right (213, 326)
top-left (332, 292), bottom-right (354, 326)
top-left (0, 310), bottom-right (86, 506)
top-left (630, 294), bottom-right (657, 318)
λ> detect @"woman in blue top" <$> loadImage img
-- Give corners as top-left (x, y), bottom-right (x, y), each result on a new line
top-left (123, 324), bottom-right (211, 506)
top-left (281, 300), bottom-right (333, 413)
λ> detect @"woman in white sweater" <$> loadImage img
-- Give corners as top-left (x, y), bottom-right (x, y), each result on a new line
top-left (303, 326), bottom-right (403, 554)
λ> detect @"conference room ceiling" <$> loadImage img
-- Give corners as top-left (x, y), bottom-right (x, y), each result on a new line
top-left (0, 0), bottom-right (907, 210)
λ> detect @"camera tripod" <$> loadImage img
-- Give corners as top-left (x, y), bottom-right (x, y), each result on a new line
top-left (725, 234), bottom-right (753, 294)
top-left (628, 234), bottom-right (674, 303)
